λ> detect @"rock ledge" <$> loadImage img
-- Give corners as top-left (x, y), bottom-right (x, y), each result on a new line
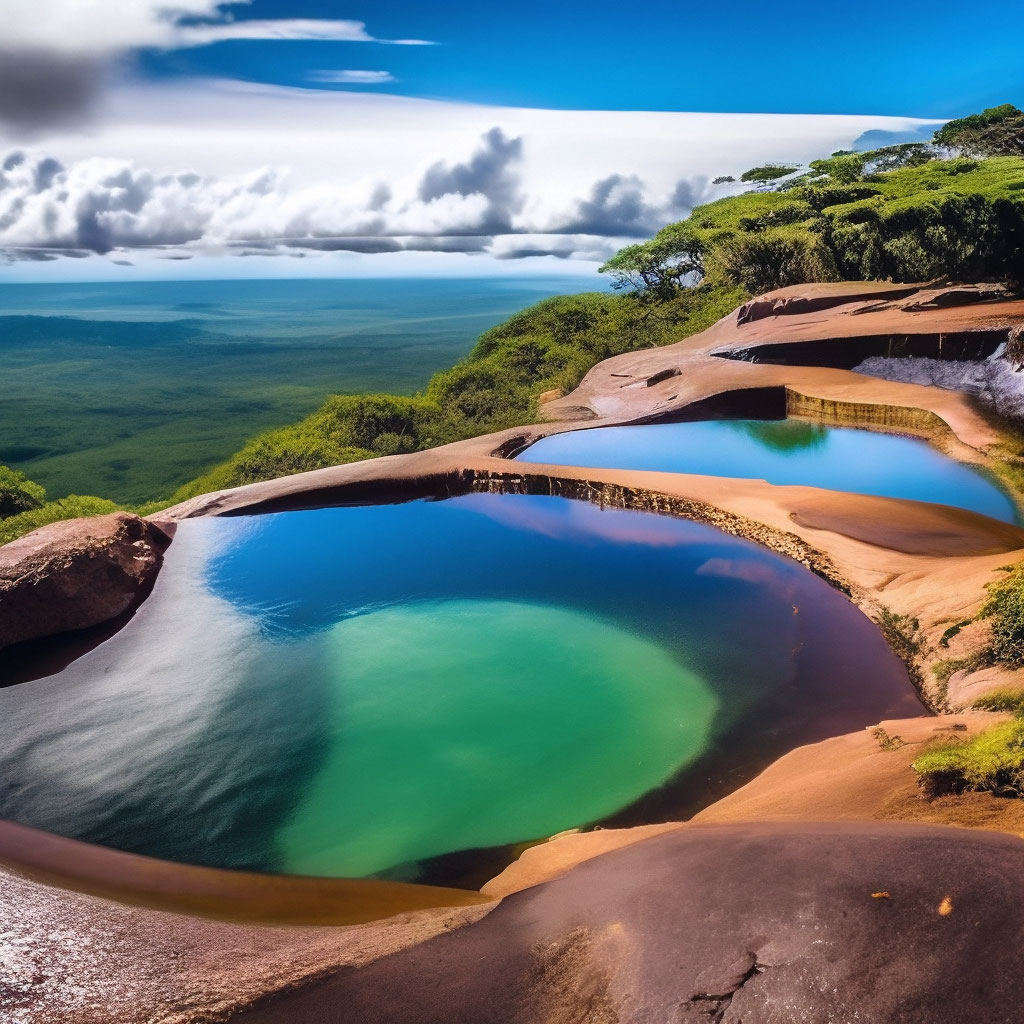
top-left (0, 512), bottom-right (170, 654)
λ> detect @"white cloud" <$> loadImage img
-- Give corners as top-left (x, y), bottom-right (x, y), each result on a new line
top-left (310, 70), bottom-right (398, 85)
top-left (0, 2), bottom-right (427, 55)
top-left (173, 20), bottom-right (431, 49)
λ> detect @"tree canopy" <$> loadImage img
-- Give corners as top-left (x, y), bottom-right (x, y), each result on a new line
top-left (598, 222), bottom-right (705, 299)
top-left (740, 164), bottom-right (799, 183)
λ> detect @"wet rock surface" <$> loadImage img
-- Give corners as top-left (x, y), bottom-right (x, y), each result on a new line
top-left (0, 512), bottom-right (170, 656)
top-left (0, 860), bottom-right (488, 1024)
top-left (234, 822), bottom-right (1024, 1024)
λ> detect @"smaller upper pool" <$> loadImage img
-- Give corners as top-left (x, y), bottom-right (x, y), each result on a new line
top-left (517, 419), bottom-right (1019, 524)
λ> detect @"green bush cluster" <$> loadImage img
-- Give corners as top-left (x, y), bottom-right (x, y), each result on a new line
top-left (0, 465), bottom-right (46, 518)
top-left (972, 688), bottom-right (1024, 713)
top-left (0, 480), bottom-right (119, 546)
top-left (172, 284), bottom-right (747, 501)
top-left (912, 717), bottom-right (1024, 797)
top-left (980, 565), bottom-right (1024, 666)
top-left (933, 104), bottom-right (1024, 158)
top-left (739, 164), bottom-right (799, 183)
top-left (608, 117), bottom-right (1024, 296)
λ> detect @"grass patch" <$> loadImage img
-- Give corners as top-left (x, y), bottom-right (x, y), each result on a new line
top-left (934, 652), bottom-right (992, 687)
top-left (972, 688), bottom-right (1024, 713)
top-left (939, 618), bottom-right (973, 648)
top-left (912, 718), bottom-right (1024, 797)
top-left (0, 495), bottom-right (120, 546)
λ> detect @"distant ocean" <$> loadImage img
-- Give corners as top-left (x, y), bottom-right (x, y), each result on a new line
top-left (0, 276), bottom-right (600, 503)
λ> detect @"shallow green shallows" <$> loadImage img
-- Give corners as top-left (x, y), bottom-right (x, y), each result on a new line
top-left (280, 600), bottom-right (715, 877)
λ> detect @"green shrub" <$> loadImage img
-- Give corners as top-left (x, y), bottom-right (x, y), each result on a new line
top-left (717, 233), bottom-right (838, 294)
top-left (0, 495), bottom-right (120, 546)
top-left (0, 465), bottom-right (47, 518)
top-left (933, 104), bottom-right (1024, 158)
top-left (869, 726), bottom-right (906, 751)
top-left (912, 718), bottom-right (1024, 796)
top-left (874, 607), bottom-right (928, 662)
top-left (981, 566), bottom-right (1024, 666)
top-left (740, 164), bottom-right (799, 183)
top-left (803, 184), bottom-right (883, 209)
top-left (939, 618), bottom-right (972, 648)
top-left (932, 651), bottom-right (990, 696)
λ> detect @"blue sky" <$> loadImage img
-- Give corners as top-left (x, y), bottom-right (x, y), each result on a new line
top-left (140, 0), bottom-right (1024, 118)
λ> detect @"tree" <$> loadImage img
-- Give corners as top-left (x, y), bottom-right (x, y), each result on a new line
top-left (739, 164), bottom-right (799, 184)
top-left (599, 222), bottom-right (705, 299)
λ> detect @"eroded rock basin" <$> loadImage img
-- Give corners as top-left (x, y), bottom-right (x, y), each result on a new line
top-left (0, 493), bottom-right (920, 887)
top-left (519, 418), bottom-right (1019, 523)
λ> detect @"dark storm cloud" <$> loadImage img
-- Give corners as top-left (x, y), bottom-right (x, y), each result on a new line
top-left (495, 246), bottom-right (573, 260)
top-left (400, 235), bottom-right (491, 253)
top-left (0, 50), bottom-right (105, 131)
top-left (668, 175), bottom-right (712, 215)
top-left (417, 127), bottom-right (524, 233)
top-left (556, 174), bottom-right (660, 236)
top-left (279, 236), bottom-right (403, 254)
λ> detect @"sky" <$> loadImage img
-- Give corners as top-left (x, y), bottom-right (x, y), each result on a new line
top-left (0, 0), bottom-right (1019, 280)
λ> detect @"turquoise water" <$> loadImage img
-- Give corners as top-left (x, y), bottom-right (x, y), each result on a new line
top-left (518, 419), bottom-right (1019, 523)
top-left (0, 494), bottom-right (918, 884)
top-left (0, 276), bottom-right (596, 502)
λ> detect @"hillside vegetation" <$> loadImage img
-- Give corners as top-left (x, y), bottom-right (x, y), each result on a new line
top-left (2, 104), bottom-right (1022, 542)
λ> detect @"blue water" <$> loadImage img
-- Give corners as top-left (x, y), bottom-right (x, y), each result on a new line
top-left (0, 493), bottom-right (918, 885)
top-left (519, 419), bottom-right (1019, 523)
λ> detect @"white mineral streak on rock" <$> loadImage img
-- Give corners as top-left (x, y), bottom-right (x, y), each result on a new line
top-left (855, 344), bottom-right (1024, 422)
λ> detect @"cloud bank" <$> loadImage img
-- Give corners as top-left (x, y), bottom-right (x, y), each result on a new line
top-left (0, 80), bottom-right (938, 271)
top-left (0, 127), bottom-right (705, 263)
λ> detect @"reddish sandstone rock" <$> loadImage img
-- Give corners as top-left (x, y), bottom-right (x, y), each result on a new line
top-left (0, 512), bottom-right (170, 652)
top-left (236, 823), bottom-right (1024, 1024)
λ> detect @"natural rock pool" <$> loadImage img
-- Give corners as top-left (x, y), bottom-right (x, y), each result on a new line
top-left (0, 494), bottom-right (919, 885)
top-left (518, 419), bottom-right (1019, 523)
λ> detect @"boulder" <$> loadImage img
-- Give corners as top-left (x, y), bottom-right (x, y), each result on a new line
top-left (235, 822), bottom-right (1024, 1024)
top-left (0, 512), bottom-right (170, 653)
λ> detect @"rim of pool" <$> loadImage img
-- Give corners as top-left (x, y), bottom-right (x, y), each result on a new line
top-left (513, 416), bottom-right (1022, 525)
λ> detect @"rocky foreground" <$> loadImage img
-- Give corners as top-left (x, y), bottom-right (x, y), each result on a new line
top-left (5, 281), bottom-right (1024, 1022)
